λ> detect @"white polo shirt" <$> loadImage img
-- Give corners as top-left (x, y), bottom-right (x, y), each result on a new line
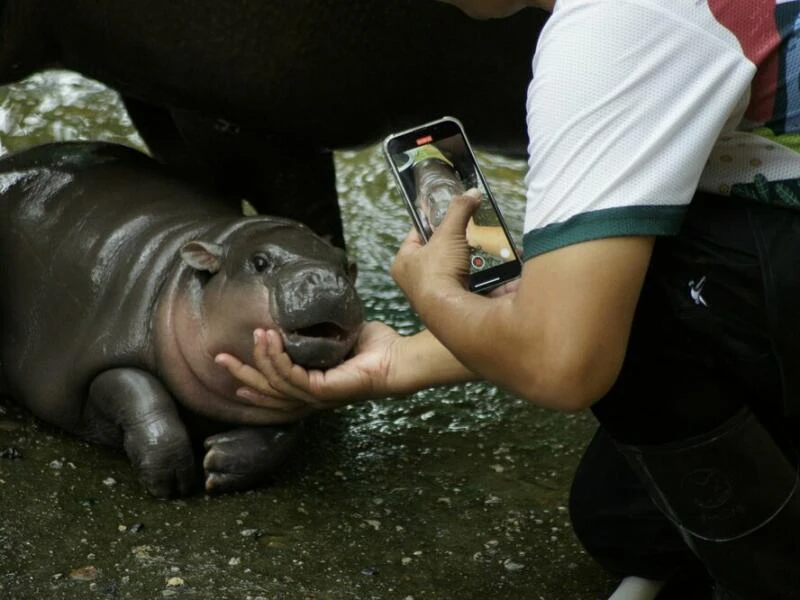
top-left (523, 0), bottom-right (800, 258)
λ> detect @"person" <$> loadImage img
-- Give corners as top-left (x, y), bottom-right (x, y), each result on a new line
top-left (215, 1), bottom-right (800, 598)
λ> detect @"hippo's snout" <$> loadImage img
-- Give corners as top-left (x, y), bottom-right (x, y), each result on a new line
top-left (414, 157), bottom-right (465, 232)
top-left (272, 264), bottom-right (364, 370)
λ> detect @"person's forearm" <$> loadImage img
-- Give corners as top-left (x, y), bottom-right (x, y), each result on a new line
top-left (410, 287), bottom-right (544, 401)
top-left (412, 285), bottom-right (594, 411)
top-left (409, 281), bottom-right (607, 412)
top-left (389, 328), bottom-right (479, 395)
top-left (408, 238), bottom-right (652, 411)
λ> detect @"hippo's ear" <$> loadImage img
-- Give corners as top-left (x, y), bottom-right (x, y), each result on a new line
top-left (180, 241), bottom-right (224, 274)
top-left (348, 261), bottom-right (358, 282)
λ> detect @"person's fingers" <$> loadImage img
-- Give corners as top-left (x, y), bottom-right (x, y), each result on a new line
top-left (215, 330), bottom-right (321, 407)
top-left (234, 386), bottom-right (305, 410)
top-left (486, 278), bottom-right (521, 297)
top-left (214, 352), bottom-right (244, 372)
top-left (214, 353), bottom-right (305, 410)
top-left (433, 188), bottom-right (481, 239)
top-left (396, 227), bottom-right (424, 258)
top-left (251, 329), bottom-right (323, 406)
top-left (214, 353), bottom-right (269, 394)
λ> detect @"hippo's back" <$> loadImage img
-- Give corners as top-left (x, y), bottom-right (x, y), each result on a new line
top-left (0, 142), bottom-right (235, 425)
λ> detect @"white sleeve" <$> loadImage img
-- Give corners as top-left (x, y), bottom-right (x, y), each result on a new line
top-left (522, 0), bottom-right (755, 258)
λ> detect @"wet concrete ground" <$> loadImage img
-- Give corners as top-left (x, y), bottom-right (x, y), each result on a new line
top-left (0, 71), bottom-right (616, 599)
top-left (0, 396), bottom-right (611, 599)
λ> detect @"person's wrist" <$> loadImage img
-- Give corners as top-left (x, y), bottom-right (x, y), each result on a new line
top-left (411, 277), bottom-right (467, 325)
top-left (382, 334), bottom-right (411, 396)
top-left (386, 330), bottom-right (446, 396)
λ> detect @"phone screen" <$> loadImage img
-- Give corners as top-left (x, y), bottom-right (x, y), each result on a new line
top-left (384, 117), bottom-right (521, 292)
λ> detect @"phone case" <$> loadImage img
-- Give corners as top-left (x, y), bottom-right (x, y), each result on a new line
top-left (383, 116), bottom-right (521, 293)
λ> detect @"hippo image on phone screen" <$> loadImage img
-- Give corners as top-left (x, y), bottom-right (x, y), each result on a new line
top-left (0, 141), bottom-right (365, 498)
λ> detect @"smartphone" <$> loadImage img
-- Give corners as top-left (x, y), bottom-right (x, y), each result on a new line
top-left (383, 116), bottom-right (522, 293)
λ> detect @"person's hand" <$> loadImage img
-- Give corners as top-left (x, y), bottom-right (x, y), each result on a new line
top-left (214, 320), bottom-right (402, 410)
top-left (486, 278), bottom-right (520, 297)
top-left (392, 188), bottom-right (482, 305)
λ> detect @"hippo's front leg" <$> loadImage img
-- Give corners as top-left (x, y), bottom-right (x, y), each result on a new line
top-left (203, 424), bottom-right (304, 494)
top-left (88, 368), bottom-right (196, 497)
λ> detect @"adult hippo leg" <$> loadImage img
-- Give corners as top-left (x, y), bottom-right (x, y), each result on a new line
top-left (86, 368), bottom-right (197, 498)
top-left (235, 144), bottom-right (343, 249)
top-left (169, 118), bottom-right (345, 248)
top-left (121, 96), bottom-right (199, 176)
top-left (203, 424), bottom-right (305, 494)
top-left (130, 104), bottom-right (347, 248)
top-left (121, 97), bottom-right (248, 216)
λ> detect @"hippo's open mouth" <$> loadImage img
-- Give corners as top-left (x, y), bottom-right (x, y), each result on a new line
top-left (270, 265), bottom-right (365, 370)
top-left (292, 322), bottom-right (349, 341)
top-left (280, 321), bottom-right (359, 370)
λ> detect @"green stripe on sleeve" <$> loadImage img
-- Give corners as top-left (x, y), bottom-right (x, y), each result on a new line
top-left (523, 205), bottom-right (687, 260)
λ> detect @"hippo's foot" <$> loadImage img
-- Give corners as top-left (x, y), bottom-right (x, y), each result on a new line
top-left (128, 426), bottom-right (197, 498)
top-left (88, 368), bottom-right (198, 498)
top-left (203, 424), bottom-right (304, 494)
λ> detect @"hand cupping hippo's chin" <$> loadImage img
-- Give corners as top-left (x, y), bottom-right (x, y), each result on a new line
top-left (179, 237), bottom-right (363, 371)
top-left (0, 141), bottom-right (365, 498)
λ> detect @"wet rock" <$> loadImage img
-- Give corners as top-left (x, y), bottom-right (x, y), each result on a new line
top-left (503, 558), bottom-right (525, 571)
top-left (120, 522), bottom-right (145, 534)
top-left (0, 446), bottom-right (22, 459)
top-left (132, 544), bottom-right (167, 565)
top-left (69, 565), bottom-right (99, 581)
top-left (240, 528), bottom-right (262, 538)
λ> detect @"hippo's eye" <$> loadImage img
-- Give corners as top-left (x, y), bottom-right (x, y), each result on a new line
top-left (252, 254), bottom-right (271, 273)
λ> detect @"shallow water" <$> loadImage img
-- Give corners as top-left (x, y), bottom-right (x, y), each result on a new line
top-left (0, 71), bottom-right (613, 599)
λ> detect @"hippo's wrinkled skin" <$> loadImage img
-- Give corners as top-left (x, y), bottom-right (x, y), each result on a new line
top-left (0, 1), bottom-right (548, 246)
top-left (0, 141), bottom-right (364, 497)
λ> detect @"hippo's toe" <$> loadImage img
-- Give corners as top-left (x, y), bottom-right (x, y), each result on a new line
top-left (203, 425), bottom-right (303, 494)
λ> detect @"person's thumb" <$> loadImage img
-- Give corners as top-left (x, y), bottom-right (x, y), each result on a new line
top-left (435, 188), bottom-right (481, 238)
top-left (395, 227), bottom-right (424, 258)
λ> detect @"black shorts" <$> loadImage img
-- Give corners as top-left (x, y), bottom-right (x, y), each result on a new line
top-left (592, 191), bottom-right (800, 447)
top-left (571, 191), bottom-right (800, 582)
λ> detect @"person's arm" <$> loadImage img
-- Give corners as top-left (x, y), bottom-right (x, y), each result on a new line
top-left (215, 318), bottom-right (479, 410)
top-left (391, 193), bottom-right (653, 411)
top-left (217, 193), bottom-right (652, 413)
